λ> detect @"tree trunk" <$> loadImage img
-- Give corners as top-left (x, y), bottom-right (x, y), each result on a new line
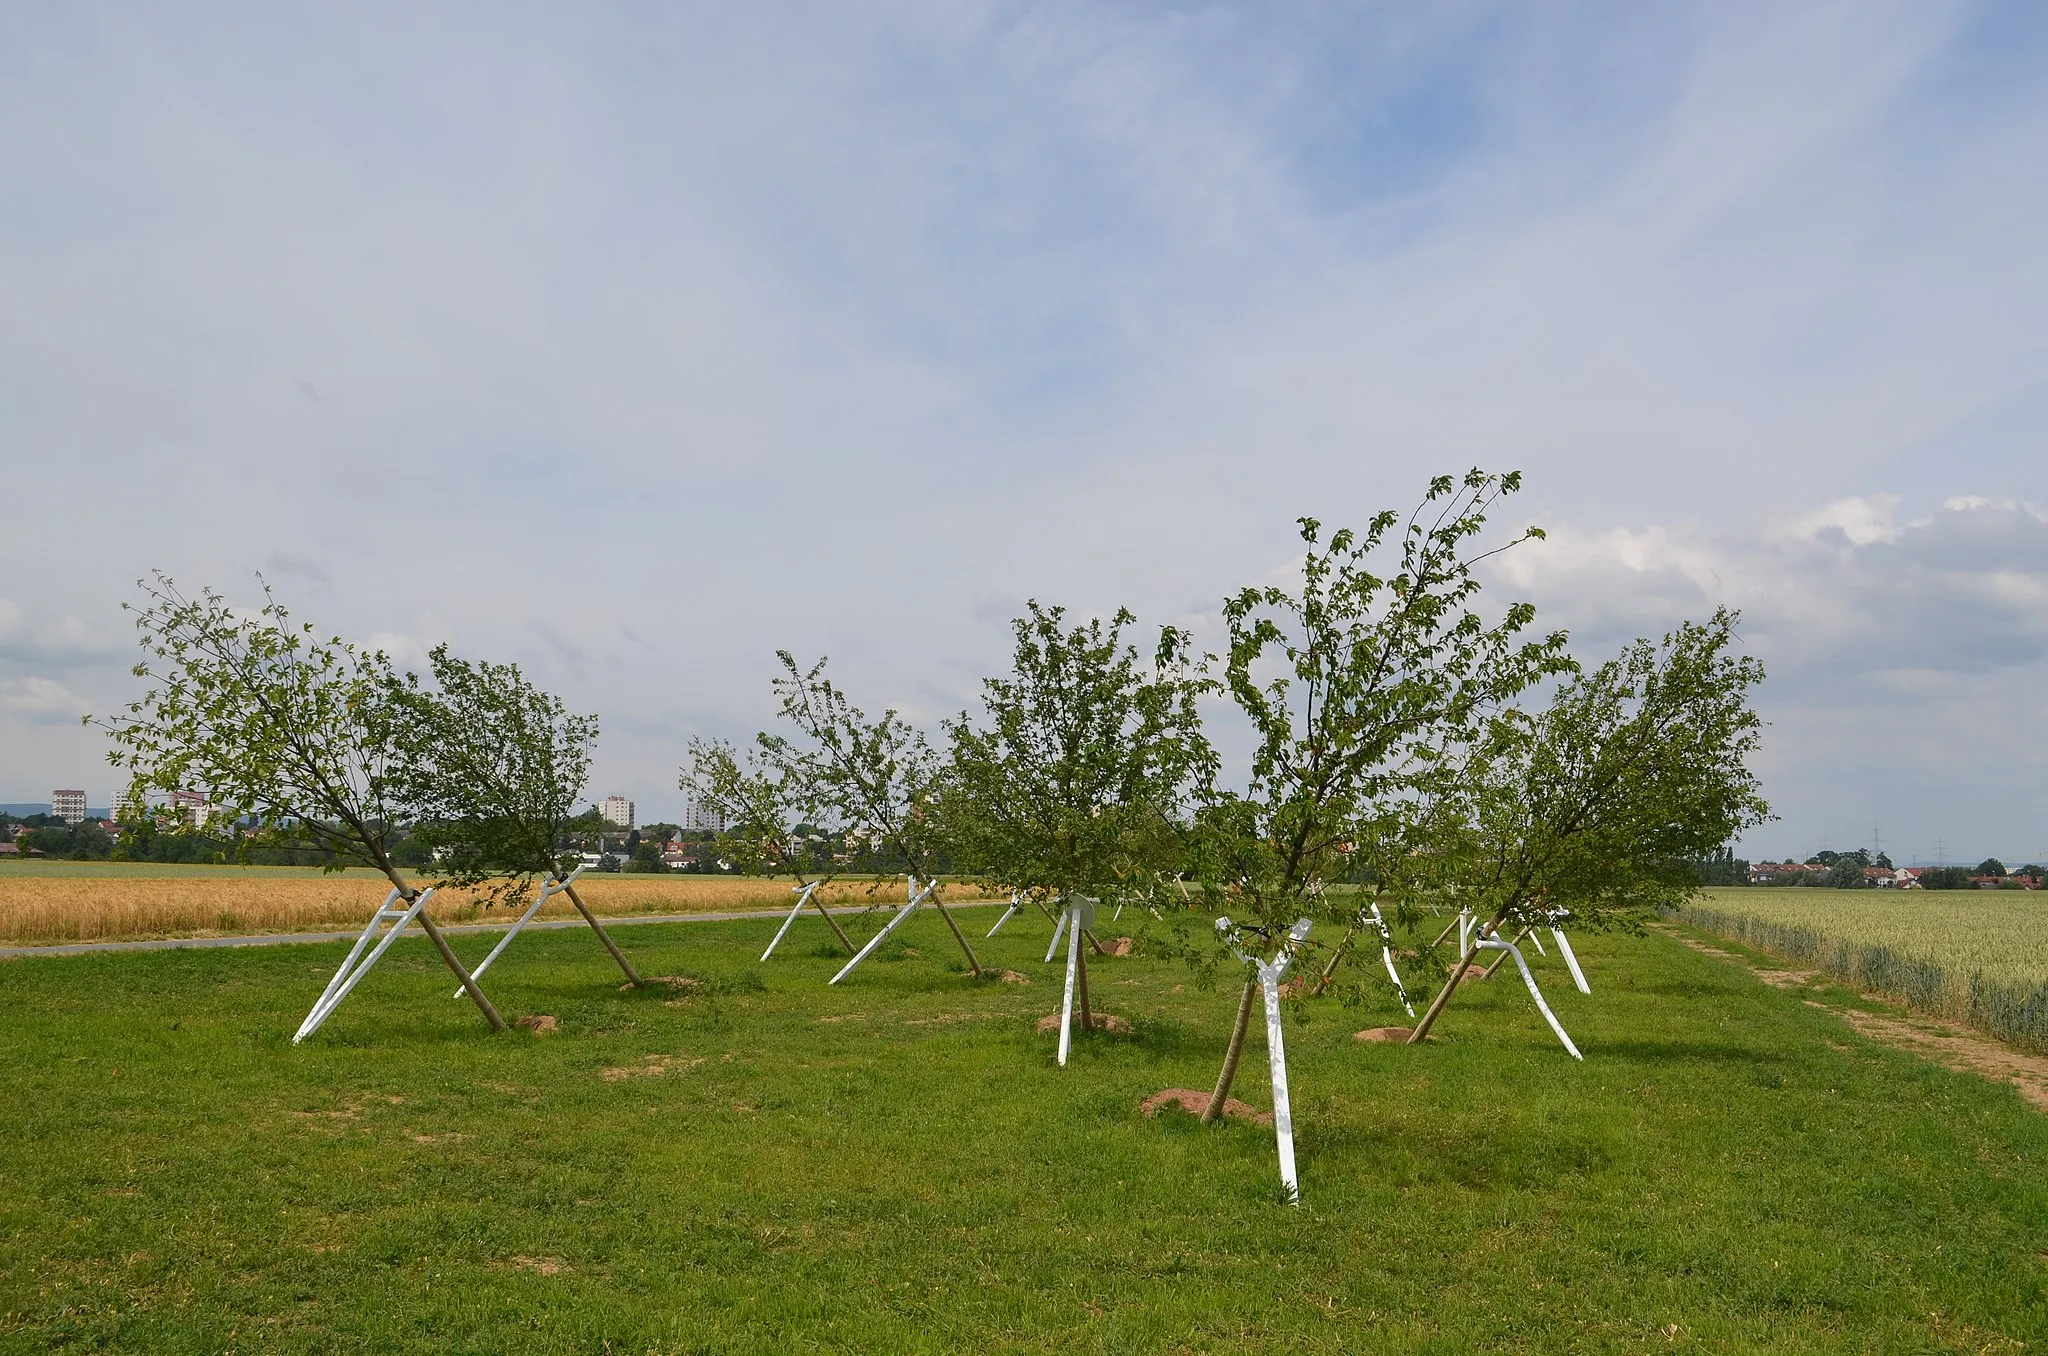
top-left (1310, 925), bottom-right (1358, 997)
top-left (1407, 920), bottom-right (1501, 1044)
top-left (417, 909), bottom-right (507, 1032)
top-left (813, 892), bottom-right (856, 953)
top-left (1202, 977), bottom-right (1260, 1124)
top-left (1031, 895), bottom-right (1060, 924)
top-left (929, 895), bottom-right (985, 978)
top-left (1077, 945), bottom-right (1093, 1032)
top-left (1084, 928), bottom-right (1109, 957)
top-left (562, 882), bottom-right (643, 987)
top-left (1430, 914), bottom-right (1463, 949)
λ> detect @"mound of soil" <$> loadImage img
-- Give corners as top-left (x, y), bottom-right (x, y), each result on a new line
top-left (1139, 1087), bottom-right (1274, 1127)
top-left (1102, 937), bottom-right (1134, 957)
top-left (514, 1014), bottom-right (558, 1036)
top-left (1035, 1011), bottom-right (1132, 1034)
top-left (1353, 1026), bottom-right (1413, 1043)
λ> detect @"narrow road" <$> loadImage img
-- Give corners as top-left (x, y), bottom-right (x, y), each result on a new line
top-left (0, 898), bottom-right (1006, 960)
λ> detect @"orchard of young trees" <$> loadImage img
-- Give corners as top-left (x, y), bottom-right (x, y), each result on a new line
top-left (96, 468), bottom-right (1769, 1199)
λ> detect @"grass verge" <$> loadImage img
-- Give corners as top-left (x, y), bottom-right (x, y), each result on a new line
top-left (0, 911), bottom-right (2043, 1353)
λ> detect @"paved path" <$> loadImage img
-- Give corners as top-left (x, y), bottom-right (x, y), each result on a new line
top-left (0, 898), bottom-right (1007, 960)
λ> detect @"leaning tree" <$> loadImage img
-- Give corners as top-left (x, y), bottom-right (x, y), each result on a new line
top-left (1180, 472), bottom-right (1569, 1200)
top-left (680, 735), bottom-right (858, 959)
top-left (759, 652), bottom-right (986, 981)
top-left (1405, 607), bottom-right (1770, 1047)
top-left (945, 601), bottom-right (1213, 1061)
top-left (383, 644), bottom-right (645, 990)
top-left (94, 575), bottom-right (507, 1033)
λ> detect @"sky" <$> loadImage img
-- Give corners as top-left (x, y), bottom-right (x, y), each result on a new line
top-left (3, 2), bottom-right (2045, 864)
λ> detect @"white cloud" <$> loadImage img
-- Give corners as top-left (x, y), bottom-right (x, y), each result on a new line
top-left (0, 676), bottom-right (89, 721)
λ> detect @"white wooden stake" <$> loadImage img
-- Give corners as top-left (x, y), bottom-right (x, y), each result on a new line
top-left (1553, 928), bottom-right (1590, 994)
top-left (454, 866), bottom-right (588, 995)
top-left (1473, 935), bottom-right (1582, 1059)
top-left (761, 880), bottom-right (822, 961)
top-left (1043, 907), bottom-right (1069, 963)
top-left (1056, 897), bottom-right (1097, 1067)
top-left (829, 878), bottom-right (936, 985)
top-left (986, 893), bottom-right (1022, 937)
top-left (1367, 900), bottom-right (1416, 1018)
top-left (295, 887), bottom-right (437, 1043)
top-left (1218, 915), bottom-right (1314, 1205)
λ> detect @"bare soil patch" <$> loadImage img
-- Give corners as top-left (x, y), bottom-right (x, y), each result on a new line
top-left (1139, 1088), bottom-right (1273, 1127)
top-left (1353, 1026), bottom-right (1413, 1043)
top-left (514, 1014), bottom-right (557, 1035)
top-left (599, 1054), bottom-right (704, 1082)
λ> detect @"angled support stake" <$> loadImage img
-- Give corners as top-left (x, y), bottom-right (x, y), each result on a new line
top-left (830, 877), bottom-right (936, 985)
top-left (986, 892), bottom-right (1022, 938)
top-left (1552, 928), bottom-right (1590, 994)
top-left (456, 867), bottom-right (586, 995)
top-left (297, 888), bottom-right (436, 1043)
top-left (762, 880), bottom-right (822, 961)
top-left (1473, 935), bottom-right (1583, 1060)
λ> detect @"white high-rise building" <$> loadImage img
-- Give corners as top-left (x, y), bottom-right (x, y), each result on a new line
top-left (51, 789), bottom-right (87, 825)
top-left (600, 795), bottom-right (635, 829)
top-left (684, 802), bottom-right (727, 834)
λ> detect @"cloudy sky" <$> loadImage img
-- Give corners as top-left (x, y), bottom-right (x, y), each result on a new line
top-left (4, 3), bottom-right (2045, 863)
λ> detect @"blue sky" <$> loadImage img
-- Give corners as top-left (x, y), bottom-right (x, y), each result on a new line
top-left (3, 2), bottom-right (2046, 862)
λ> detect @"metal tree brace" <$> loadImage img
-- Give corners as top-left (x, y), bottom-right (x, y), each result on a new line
top-left (295, 886), bottom-right (443, 1043)
top-left (1217, 915), bottom-right (1315, 1206)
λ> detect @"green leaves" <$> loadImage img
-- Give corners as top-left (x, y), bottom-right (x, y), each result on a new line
top-left (383, 645), bottom-right (599, 905)
top-left (1449, 607), bottom-right (1771, 930)
top-left (943, 600), bottom-right (1215, 905)
top-left (95, 573), bottom-right (413, 877)
top-left (1199, 470), bottom-right (1570, 937)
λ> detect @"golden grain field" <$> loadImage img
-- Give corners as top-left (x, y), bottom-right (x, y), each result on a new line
top-left (0, 870), bottom-right (989, 945)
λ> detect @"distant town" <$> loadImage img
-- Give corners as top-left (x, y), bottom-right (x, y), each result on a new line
top-left (2, 788), bottom-right (2040, 890)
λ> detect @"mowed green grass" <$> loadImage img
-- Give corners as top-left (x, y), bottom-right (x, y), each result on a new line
top-left (0, 910), bottom-right (2043, 1354)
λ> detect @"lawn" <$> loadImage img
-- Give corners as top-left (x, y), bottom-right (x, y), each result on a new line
top-left (0, 907), bottom-right (2043, 1353)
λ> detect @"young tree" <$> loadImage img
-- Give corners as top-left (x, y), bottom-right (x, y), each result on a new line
top-left (946, 601), bottom-right (1214, 1036)
top-left (1188, 471), bottom-right (1569, 1121)
top-left (760, 653), bottom-right (984, 978)
top-left (1405, 608), bottom-right (1770, 1044)
top-left (681, 736), bottom-right (857, 954)
top-left (94, 575), bottom-right (506, 1030)
top-left (384, 645), bottom-right (644, 987)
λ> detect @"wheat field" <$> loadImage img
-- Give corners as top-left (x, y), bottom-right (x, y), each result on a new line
top-left (1677, 886), bottom-right (2048, 1053)
top-left (0, 868), bottom-right (990, 945)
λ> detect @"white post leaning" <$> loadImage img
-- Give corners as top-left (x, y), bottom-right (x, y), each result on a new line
top-left (1366, 900), bottom-right (1416, 1018)
top-left (295, 887), bottom-right (436, 1044)
top-left (829, 877), bottom-right (936, 985)
top-left (454, 866), bottom-right (588, 996)
top-left (1043, 906), bottom-right (1070, 964)
top-left (1552, 928), bottom-right (1591, 994)
top-left (1472, 934), bottom-right (1583, 1060)
top-left (986, 892), bottom-right (1022, 938)
top-left (1218, 915), bottom-right (1315, 1205)
top-left (762, 879), bottom-right (822, 962)
top-left (1056, 897), bottom-right (1097, 1067)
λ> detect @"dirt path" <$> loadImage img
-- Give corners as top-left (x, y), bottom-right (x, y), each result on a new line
top-left (1660, 925), bottom-right (2048, 1113)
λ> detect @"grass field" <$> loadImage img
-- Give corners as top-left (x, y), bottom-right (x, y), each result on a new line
top-left (1, 907), bottom-right (2043, 1353)
top-left (0, 865), bottom-right (985, 945)
top-left (1678, 886), bottom-right (2048, 1054)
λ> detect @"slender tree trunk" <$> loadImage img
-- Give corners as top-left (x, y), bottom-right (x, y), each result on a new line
top-left (416, 909), bottom-right (508, 1032)
top-left (812, 892), bottom-right (856, 953)
top-left (562, 883), bottom-right (643, 987)
top-left (1310, 925), bottom-right (1358, 997)
top-left (1077, 945), bottom-right (1093, 1031)
top-left (1430, 914), bottom-right (1462, 949)
top-left (1084, 928), bottom-right (1109, 957)
top-left (1031, 896), bottom-right (1060, 924)
top-left (1408, 914), bottom-right (1504, 1044)
top-left (1202, 977), bottom-right (1260, 1124)
top-left (930, 896), bottom-right (985, 978)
